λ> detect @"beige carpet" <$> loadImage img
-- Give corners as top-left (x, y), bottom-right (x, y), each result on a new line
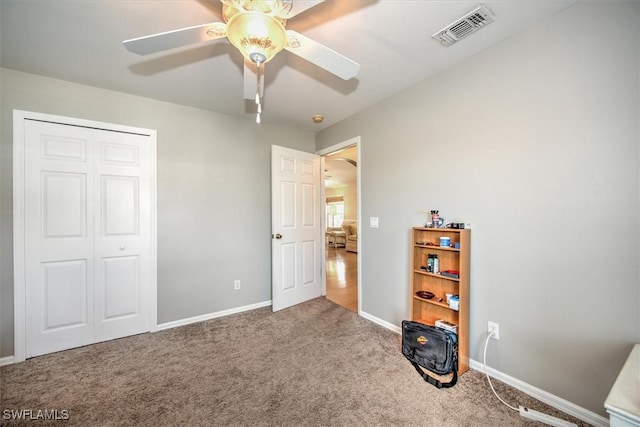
top-left (1, 298), bottom-right (588, 426)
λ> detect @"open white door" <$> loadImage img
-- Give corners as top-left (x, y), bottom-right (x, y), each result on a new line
top-left (271, 145), bottom-right (322, 312)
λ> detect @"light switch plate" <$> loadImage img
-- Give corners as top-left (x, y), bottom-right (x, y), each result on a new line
top-left (370, 217), bottom-right (379, 228)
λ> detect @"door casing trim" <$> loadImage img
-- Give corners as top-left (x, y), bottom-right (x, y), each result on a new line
top-left (317, 136), bottom-right (362, 314)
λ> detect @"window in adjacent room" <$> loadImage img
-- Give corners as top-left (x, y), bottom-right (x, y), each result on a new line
top-left (326, 197), bottom-right (344, 227)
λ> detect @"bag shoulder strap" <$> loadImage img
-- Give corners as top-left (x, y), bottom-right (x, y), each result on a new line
top-left (408, 354), bottom-right (458, 388)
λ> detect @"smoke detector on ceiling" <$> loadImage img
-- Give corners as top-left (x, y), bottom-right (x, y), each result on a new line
top-left (432, 5), bottom-right (495, 47)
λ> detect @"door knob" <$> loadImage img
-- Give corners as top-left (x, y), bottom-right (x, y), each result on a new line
top-left (275, 233), bottom-right (282, 239)
top-left (119, 246), bottom-right (125, 250)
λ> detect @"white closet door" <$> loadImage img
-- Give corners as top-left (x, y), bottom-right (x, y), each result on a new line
top-left (24, 121), bottom-right (96, 357)
top-left (23, 120), bottom-right (152, 358)
top-left (93, 130), bottom-right (151, 342)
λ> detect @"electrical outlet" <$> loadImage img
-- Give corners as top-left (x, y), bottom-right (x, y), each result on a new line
top-left (488, 321), bottom-right (500, 340)
top-left (234, 280), bottom-right (241, 290)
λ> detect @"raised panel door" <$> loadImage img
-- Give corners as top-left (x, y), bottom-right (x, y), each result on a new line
top-left (93, 130), bottom-right (150, 342)
top-left (24, 120), bottom-right (95, 357)
top-left (23, 119), bottom-right (153, 357)
top-left (271, 146), bottom-right (322, 311)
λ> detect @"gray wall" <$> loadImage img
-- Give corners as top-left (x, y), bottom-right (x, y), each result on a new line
top-left (0, 68), bottom-right (315, 357)
top-left (316, 2), bottom-right (640, 417)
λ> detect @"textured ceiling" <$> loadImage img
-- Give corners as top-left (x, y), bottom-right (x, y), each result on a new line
top-left (0, 0), bottom-right (577, 132)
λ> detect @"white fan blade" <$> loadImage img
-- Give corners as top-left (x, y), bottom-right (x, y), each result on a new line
top-left (244, 59), bottom-right (264, 100)
top-left (285, 0), bottom-right (325, 18)
top-left (123, 22), bottom-right (226, 55)
top-left (285, 30), bottom-right (359, 80)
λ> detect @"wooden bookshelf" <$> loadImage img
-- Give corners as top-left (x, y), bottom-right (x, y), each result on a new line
top-left (410, 227), bottom-right (470, 375)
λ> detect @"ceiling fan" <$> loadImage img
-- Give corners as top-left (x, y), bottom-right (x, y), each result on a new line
top-left (123, 0), bottom-right (360, 123)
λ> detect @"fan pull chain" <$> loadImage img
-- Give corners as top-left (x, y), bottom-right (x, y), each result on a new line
top-left (255, 59), bottom-right (262, 124)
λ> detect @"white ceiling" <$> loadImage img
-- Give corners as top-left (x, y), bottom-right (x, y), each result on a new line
top-left (0, 0), bottom-right (577, 133)
top-left (325, 145), bottom-right (357, 189)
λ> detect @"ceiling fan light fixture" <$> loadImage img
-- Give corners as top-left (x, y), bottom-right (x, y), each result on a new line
top-left (226, 11), bottom-right (286, 64)
top-left (123, 0), bottom-right (360, 127)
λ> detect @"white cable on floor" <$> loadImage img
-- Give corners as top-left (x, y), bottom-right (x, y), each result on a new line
top-left (482, 332), bottom-right (578, 427)
top-left (483, 331), bottom-right (519, 412)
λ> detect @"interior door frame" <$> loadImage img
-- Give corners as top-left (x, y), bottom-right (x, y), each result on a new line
top-left (12, 109), bottom-right (158, 362)
top-left (317, 136), bottom-right (362, 314)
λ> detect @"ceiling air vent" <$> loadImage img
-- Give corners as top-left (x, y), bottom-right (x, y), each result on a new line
top-left (432, 5), bottom-right (495, 47)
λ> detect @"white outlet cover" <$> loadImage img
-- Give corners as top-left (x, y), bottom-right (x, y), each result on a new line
top-left (370, 217), bottom-right (379, 228)
top-left (488, 321), bottom-right (500, 340)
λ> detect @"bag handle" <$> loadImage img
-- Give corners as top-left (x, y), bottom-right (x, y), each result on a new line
top-left (408, 357), bottom-right (458, 388)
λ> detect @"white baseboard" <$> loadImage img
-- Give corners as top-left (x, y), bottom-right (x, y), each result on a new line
top-left (359, 310), bottom-right (402, 334)
top-left (357, 312), bottom-right (608, 427)
top-left (156, 300), bottom-right (272, 331)
top-left (0, 355), bottom-right (15, 366)
top-left (469, 359), bottom-right (609, 427)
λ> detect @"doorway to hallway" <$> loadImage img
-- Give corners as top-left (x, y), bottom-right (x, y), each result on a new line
top-left (319, 137), bottom-right (360, 313)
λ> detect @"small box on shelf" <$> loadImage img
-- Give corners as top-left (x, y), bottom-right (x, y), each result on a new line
top-left (435, 319), bottom-right (458, 334)
top-left (441, 270), bottom-right (460, 279)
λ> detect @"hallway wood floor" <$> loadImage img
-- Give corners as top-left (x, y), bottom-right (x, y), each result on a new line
top-left (325, 247), bottom-right (358, 312)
